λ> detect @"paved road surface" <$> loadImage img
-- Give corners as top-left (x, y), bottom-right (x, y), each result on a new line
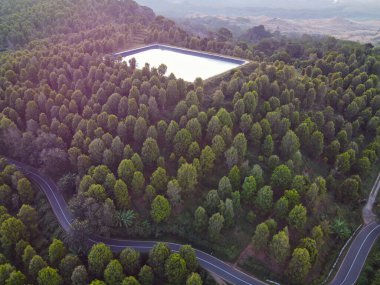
top-left (7, 158), bottom-right (380, 285)
top-left (8, 159), bottom-right (266, 285)
top-left (329, 222), bottom-right (380, 285)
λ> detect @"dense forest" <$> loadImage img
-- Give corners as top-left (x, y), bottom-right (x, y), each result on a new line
top-left (1, 0), bottom-right (380, 284)
top-left (0, 159), bottom-right (210, 285)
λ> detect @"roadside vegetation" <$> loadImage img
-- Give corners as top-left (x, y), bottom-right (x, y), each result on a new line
top-left (1, 0), bottom-right (380, 284)
top-left (358, 241), bottom-right (380, 285)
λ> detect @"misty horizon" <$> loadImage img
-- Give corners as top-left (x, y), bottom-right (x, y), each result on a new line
top-left (136, 0), bottom-right (380, 19)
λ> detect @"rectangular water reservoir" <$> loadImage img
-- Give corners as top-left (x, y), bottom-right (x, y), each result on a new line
top-left (115, 44), bottom-right (247, 82)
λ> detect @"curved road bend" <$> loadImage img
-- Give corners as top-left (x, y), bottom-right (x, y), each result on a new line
top-left (8, 159), bottom-right (266, 285)
top-left (7, 158), bottom-right (380, 285)
top-left (329, 222), bottom-right (380, 285)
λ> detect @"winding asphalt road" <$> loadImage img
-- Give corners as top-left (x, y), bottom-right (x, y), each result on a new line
top-left (7, 158), bottom-right (380, 285)
top-left (8, 159), bottom-right (266, 285)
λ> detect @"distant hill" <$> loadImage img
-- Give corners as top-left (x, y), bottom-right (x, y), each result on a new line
top-left (239, 25), bottom-right (272, 43)
top-left (177, 15), bottom-right (380, 44)
top-left (135, 0), bottom-right (380, 19)
top-left (0, 0), bottom-right (155, 50)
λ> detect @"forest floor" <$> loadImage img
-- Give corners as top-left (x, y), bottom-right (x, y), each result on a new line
top-left (234, 243), bottom-right (254, 267)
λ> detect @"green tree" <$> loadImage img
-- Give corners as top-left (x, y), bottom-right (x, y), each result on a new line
top-left (131, 153), bottom-right (144, 172)
top-left (225, 147), bottom-right (238, 169)
top-left (270, 229), bottom-right (290, 264)
top-left (338, 177), bottom-right (360, 203)
top-left (207, 116), bottom-right (222, 141)
top-left (188, 142), bottom-right (200, 160)
top-left (48, 239), bottom-right (66, 267)
top-left (89, 280), bottom-right (106, 285)
top-left (114, 179), bottom-right (130, 209)
top-left (228, 165), bottom-right (241, 191)
top-left (252, 223), bottom-right (270, 250)
top-left (104, 260), bottom-right (125, 285)
top-left (250, 122), bottom-right (263, 147)
top-left (186, 272), bottom-right (202, 285)
top-left (5, 270), bottom-right (27, 285)
top-left (141, 138), bottom-right (160, 167)
top-left (194, 206), bottom-right (208, 232)
top-left (204, 190), bottom-right (221, 214)
top-left (262, 135), bottom-right (274, 157)
top-left (151, 195), bottom-right (171, 223)
top-left (167, 80), bottom-right (179, 103)
top-left (78, 175), bottom-right (95, 194)
top-left (122, 276), bottom-right (141, 285)
top-left (275, 196), bottom-right (289, 219)
top-left (291, 175), bottom-right (308, 195)
top-left (115, 210), bottom-right (136, 229)
top-left (165, 121), bottom-right (179, 145)
top-left (29, 255), bottom-right (47, 279)
top-left (92, 165), bottom-right (111, 184)
top-left (120, 248), bottom-right (141, 275)
top-left (174, 129), bottom-right (192, 156)
top-left (150, 167), bottom-right (168, 193)
top-left (281, 130), bottom-right (300, 160)
top-left (255, 186), bottom-right (273, 214)
top-left (356, 157), bottom-right (371, 176)
top-left (223, 198), bottom-right (235, 227)
top-left (71, 265), bottom-right (88, 285)
top-left (118, 159), bottom-right (135, 184)
top-left (232, 133), bottom-right (247, 160)
top-left (165, 253), bottom-right (187, 285)
top-left (270, 165), bottom-right (292, 190)
top-left (16, 178), bottom-right (33, 204)
top-left (218, 176), bottom-right (232, 200)
top-left (211, 135), bottom-right (226, 158)
top-left (331, 218), bottom-right (351, 240)
top-left (0, 185), bottom-right (12, 208)
top-left (311, 225), bottom-right (324, 247)
top-left (299, 238), bottom-right (318, 264)
top-left (179, 245), bottom-right (198, 272)
top-left (166, 179), bottom-right (182, 208)
top-left (177, 163), bottom-right (198, 194)
top-left (186, 118), bottom-right (202, 141)
top-left (86, 184), bottom-right (107, 202)
top-left (285, 189), bottom-right (301, 209)
top-left (212, 90), bottom-right (224, 108)
top-left (289, 204), bottom-right (307, 230)
top-left (200, 146), bottom-right (216, 175)
top-left (0, 218), bottom-right (27, 254)
top-left (208, 213), bottom-right (224, 240)
top-left (241, 176), bottom-right (257, 204)
top-left (310, 131), bottom-right (324, 158)
top-left (131, 171), bottom-right (145, 196)
top-left (138, 265), bottom-right (153, 285)
top-left (0, 264), bottom-right (15, 285)
top-left (22, 245), bottom-right (36, 269)
top-left (148, 243), bottom-right (171, 277)
top-left (88, 243), bottom-right (113, 278)
top-left (335, 152), bottom-right (351, 174)
top-left (133, 117), bottom-right (148, 144)
top-left (287, 248), bottom-right (311, 284)
top-left (89, 138), bottom-right (105, 165)
top-left (37, 267), bottom-right (63, 285)
top-left (59, 254), bottom-right (81, 283)
top-left (17, 204), bottom-right (38, 237)
top-left (372, 270), bottom-right (380, 285)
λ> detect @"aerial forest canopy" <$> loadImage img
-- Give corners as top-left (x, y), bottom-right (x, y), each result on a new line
top-left (1, 0), bottom-right (380, 284)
